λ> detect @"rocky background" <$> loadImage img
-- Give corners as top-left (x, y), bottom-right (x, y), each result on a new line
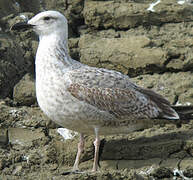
top-left (0, 0), bottom-right (193, 179)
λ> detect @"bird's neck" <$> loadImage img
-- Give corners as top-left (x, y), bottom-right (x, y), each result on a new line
top-left (36, 33), bottom-right (73, 67)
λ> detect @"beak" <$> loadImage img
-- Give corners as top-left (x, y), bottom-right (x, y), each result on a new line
top-left (10, 22), bottom-right (35, 31)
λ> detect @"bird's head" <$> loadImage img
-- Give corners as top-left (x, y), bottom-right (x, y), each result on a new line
top-left (11, 11), bottom-right (68, 39)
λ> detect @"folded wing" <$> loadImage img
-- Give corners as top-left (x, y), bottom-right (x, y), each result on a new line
top-left (68, 83), bottom-right (179, 120)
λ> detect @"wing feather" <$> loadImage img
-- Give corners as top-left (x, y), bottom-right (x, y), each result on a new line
top-left (68, 83), bottom-right (160, 119)
top-left (67, 67), bottom-right (179, 120)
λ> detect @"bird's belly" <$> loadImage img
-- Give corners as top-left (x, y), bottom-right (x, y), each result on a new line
top-left (36, 82), bottom-right (112, 133)
top-left (37, 89), bottom-right (155, 135)
top-left (36, 80), bottom-right (160, 136)
top-left (36, 87), bottom-right (88, 125)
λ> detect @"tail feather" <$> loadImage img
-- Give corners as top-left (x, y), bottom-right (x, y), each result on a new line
top-left (137, 87), bottom-right (193, 121)
top-left (172, 105), bottom-right (193, 120)
top-left (137, 87), bottom-right (179, 120)
top-left (161, 105), bottom-right (179, 120)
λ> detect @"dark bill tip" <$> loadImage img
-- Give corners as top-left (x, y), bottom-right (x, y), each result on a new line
top-left (10, 22), bottom-right (34, 31)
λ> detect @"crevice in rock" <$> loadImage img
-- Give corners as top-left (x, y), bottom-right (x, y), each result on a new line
top-left (98, 138), bottom-right (106, 168)
top-left (173, 95), bottom-right (179, 106)
top-left (163, 53), bottom-right (181, 67)
top-left (168, 141), bottom-right (185, 159)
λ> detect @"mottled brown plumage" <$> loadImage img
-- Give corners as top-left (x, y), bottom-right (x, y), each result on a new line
top-left (12, 10), bottom-right (193, 173)
top-left (68, 83), bottom-right (164, 119)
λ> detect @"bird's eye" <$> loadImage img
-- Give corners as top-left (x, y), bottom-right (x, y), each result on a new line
top-left (43, 16), bottom-right (51, 21)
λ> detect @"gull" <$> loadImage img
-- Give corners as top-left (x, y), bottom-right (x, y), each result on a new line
top-left (11, 10), bottom-right (193, 172)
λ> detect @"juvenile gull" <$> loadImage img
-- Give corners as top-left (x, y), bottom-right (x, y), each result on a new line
top-left (11, 11), bottom-right (193, 172)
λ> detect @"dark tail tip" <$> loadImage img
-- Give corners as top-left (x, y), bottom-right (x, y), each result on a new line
top-left (172, 105), bottom-right (193, 120)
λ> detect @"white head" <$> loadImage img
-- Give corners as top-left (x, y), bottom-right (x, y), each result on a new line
top-left (27, 11), bottom-right (68, 39)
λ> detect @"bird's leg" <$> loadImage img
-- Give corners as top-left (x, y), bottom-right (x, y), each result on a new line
top-left (92, 128), bottom-right (100, 172)
top-left (72, 133), bottom-right (84, 172)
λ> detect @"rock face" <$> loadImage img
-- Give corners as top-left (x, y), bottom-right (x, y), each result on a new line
top-left (0, 35), bottom-right (32, 98)
top-left (84, 0), bottom-right (193, 29)
top-left (0, 0), bottom-right (193, 179)
top-left (79, 35), bottom-right (166, 75)
top-left (13, 73), bottom-right (36, 106)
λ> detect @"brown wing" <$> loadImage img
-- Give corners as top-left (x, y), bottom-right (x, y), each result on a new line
top-left (136, 87), bottom-right (179, 119)
top-left (67, 83), bottom-right (162, 119)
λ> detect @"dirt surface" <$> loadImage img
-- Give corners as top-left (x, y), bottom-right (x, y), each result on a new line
top-left (0, 0), bottom-right (193, 179)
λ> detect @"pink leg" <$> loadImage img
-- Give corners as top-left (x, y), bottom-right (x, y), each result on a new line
top-left (92, 128), bottom-right (100, 172)
top-left (72, 133), bottom-right (84, 171)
